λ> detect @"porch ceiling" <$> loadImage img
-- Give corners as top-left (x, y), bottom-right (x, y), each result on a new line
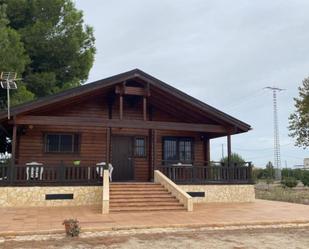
top-left (12, 115), bottom-right (227, 133)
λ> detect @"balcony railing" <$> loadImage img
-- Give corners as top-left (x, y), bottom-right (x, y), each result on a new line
top-left (0, 164), bottom-right (105, 186)
top-left (155, 161), bottom-right (253, 184)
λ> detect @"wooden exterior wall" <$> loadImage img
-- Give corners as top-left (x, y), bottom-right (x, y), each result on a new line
top-left (16, 93), bottom-right (208, 181)
top-left (18, 125), bottom-right (107, 166)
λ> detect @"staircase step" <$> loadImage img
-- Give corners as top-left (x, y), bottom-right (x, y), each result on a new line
top-left (109, 194), bottom-right (174, 201)
top-left (110, 183), bottom-right (161, 186)
top-left (109, 186), bottom-right (165, 191)
top-left (110, 202), bottom-right (182, 207)
top-left (110, 206), bottom-right (186, 212)
top-left (110, 191), bottom-right (170, 195)
top-left (109, 183), bottom-right (185, 213)
top-left (111, 189), bottom-right (167, 193)
top-left (110, 198), bottom-right (177, 203)
top-left (110, 182), bottom-right (156, 185)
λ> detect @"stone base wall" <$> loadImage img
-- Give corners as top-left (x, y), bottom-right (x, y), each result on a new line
top-left (178, 185), bottom-right (255, 203)
top-left (0, 186), bottom-right (102, 207)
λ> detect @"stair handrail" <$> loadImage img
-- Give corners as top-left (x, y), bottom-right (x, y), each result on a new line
top-left (154, 170), bottom-right (193, 211)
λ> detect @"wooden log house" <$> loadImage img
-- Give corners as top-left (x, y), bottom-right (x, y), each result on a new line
top-left (0, 69), bottom-right (252, 184)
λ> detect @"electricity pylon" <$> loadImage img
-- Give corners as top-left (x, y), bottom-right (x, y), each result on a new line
top-left (264, 87), bottom-right (285, 180)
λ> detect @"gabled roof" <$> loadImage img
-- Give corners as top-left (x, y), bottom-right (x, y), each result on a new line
top-left (0, 69), bottom-right (251, 132)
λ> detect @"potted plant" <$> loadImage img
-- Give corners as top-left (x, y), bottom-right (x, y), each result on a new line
top-left (73, 160), bottom-right (81, 166)
top-left (63, 219), bottom-right (80, 237)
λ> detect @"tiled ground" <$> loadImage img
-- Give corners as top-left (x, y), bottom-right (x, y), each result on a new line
top-left (1, 200), bottom-right (309, 235)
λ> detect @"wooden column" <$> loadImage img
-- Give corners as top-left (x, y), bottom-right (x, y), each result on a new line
top-left (107, 96), bottom-right (113, 119)
top-left (227, 134), bottom-right (231, 167)
top-left (152, 129), bottom-right (157, 179)
top-left (106, 127), bottom-right (111, 164)
top-left (119, 95), bottom-right (123, 120)
top-left (148, 129), bottom-right (153, 181)
top-left (11, 123), bottom-right (17, 166)
top-left (204, 137), bottom-right (210, 164)
top-left (143, 96), bottom-right (147, 121)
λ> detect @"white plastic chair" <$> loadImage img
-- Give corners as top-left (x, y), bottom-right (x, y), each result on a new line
top-left (26, 162), bottom-right (44, 180)
top-left (96, 162), bottom-right (113, 182)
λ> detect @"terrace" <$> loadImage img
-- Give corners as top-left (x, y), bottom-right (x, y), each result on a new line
top-left (0, 161), bottom-right (253, 186)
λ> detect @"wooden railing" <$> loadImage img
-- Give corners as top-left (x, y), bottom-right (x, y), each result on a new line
top-left (0, 164), bottom-right (105, 186)
top-left (155, 161), bottom-right (253, 184)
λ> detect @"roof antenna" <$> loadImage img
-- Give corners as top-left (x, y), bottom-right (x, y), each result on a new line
top-left (0, 72), bottom-right (20, 120)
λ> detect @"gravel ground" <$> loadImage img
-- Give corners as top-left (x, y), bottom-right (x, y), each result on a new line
top-left (1, 226), bottom-right (309, 249)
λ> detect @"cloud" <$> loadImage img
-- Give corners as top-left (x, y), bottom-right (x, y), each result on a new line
top-left (75, 0), bottom-right (309, 167)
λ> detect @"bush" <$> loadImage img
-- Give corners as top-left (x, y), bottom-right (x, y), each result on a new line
top-left (281, 177), bottom-right (298, 188)
top-left (301, 171), bottom-right (309, 187)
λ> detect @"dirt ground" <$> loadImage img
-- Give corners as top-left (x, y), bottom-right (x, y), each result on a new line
top-left (1, 226), bottom-right (309, 249)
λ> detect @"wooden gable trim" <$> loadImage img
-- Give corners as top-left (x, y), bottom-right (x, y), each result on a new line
top-left (13, 115), bottom-right (227, 133)
top-left (0, 69), bottom-right (251, 133)
top-left (135, 72), bottom-right (251, 131)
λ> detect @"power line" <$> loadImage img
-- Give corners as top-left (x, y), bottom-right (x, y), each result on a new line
top-left (233, 143), bottom-right (292, 152)
top-left (223, 89), bottom-right (267, 111)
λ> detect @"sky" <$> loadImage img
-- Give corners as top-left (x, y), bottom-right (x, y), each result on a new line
top-left (75, 0), bottom-right (309, 168)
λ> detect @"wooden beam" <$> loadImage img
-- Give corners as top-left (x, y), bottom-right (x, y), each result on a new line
top-left (148, 129), bottom-right (152, 181)
top-left (106, 127), bottom-right (111, 164)
top-left (107, 95), bottom-right (114, 119)
top-left (14, 115), bottom-right (228, 133)
top-left (11, 123), bottom-right (17, 166)
top-left (204, 137), bottom-right (210, 163)
top-left (148, 105), bottom-right (153, 121)
top-left (125, 86), bottom-right (145, 96)
top-left (143, 96), bottom-right (147, 121)
top-left (119, 95), bottom-right (123, 120)
top-left (153, 129), bottom-right (157, 175)
top-left (227, 135), bottom-right (231, 166)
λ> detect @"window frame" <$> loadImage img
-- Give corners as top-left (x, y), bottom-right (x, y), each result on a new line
top-left (133, 136), bottom-right (147, 158)
top-left (43, 132), bottom-right (81, 154)
top-left (162, 136), bottom-right (194, 164)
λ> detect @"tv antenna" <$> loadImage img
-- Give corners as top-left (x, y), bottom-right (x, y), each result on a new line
top-left (0, 72), bottom-right (20, 120)
top-left (264, 86), bottom-right (285, 180)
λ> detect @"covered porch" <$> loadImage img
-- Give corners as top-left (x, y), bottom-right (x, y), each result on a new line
top-left (0, 115), bottom-right (253, 186)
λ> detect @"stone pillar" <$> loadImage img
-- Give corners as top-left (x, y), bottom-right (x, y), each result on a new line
top-left (102, 169), bottom-right (109, 214)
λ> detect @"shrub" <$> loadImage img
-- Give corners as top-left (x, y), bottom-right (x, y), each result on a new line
top-left (63, 219), bottom-right (80, 237)
top-left (301, 171), bottom-right (309, 187)
top-left (281, 177), bottom-right (298, 188)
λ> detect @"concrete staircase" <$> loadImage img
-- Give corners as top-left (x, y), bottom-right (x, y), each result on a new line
top-left (109, 182), bottom-right (186, 212)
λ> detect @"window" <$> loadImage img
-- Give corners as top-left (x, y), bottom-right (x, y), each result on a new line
top-left (134, 137), bottom-right (146, 157)
top-left (45, 133), bottom-right (80, 153)
top-left (163, 137), bottom-right (193, 163)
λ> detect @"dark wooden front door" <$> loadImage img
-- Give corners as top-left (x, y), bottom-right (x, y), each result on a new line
top-left (111, 136), bottom-right (134, 181)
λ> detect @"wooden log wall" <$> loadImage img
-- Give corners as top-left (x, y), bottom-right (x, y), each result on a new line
top-left (16, 92), bottom-right (208, 181)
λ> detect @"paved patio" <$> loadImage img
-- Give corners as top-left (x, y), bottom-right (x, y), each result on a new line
top-left (1, 200), bottom-right (309, 236)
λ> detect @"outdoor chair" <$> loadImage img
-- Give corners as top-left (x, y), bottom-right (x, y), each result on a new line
top-left (96, 162), bottom-right (114, 181)
top-left (26, 162), bottom-right (44, 180)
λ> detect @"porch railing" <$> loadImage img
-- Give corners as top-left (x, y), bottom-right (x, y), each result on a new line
top-left (0, 164), bottom-right (105, 186)
top-left (155, 161), bottom-right (253, 184)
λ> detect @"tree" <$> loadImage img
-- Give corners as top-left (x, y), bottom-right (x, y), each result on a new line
top-left (0, 0), bottom-right (95, 100)
top-left (301, 171), bottom-right (309, 187)
top-left (265, 161), bottom-right (275, 179)
top-left (220, 153), bottom-right (246, 166)
top-left (0, 4), bottom-right (34, 106)
top-left (289, 76), bottom-right (309, 148)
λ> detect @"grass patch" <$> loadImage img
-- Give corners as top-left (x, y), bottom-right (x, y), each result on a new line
top-left (255, 186), bottom-right (309, 205)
